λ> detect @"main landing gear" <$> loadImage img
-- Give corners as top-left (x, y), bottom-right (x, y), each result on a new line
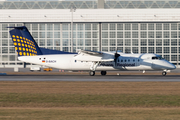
top-left (89, 62), bottom-right (99, 76)
top-left (89, 71), bottom-right (107, 76)
top-left (162, 71), bottom-right (167, 76)
top-left (89, 62), bottom-right (106, 76)
top-left (89, 71), bottom-right (95, 76)
top-left (101, 71), bottom-right (107, 76)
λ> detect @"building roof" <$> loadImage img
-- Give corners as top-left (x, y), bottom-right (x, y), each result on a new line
top-left (0, 0), bottom-right (180, 9)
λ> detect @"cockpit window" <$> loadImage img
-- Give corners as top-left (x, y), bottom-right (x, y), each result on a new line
top-left (152, 57), bottom-right (158, 60)
top-left (152, 56), bottom-right (164, 60)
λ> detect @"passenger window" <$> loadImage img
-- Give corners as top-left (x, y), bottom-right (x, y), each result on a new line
top-left (125, 60), bottom-right (126, 62)
top-left (128, 59), bottom-right (130, 62)
top-left (121, 60), bottom-right (123, 62)
top-left (75, 60), bottom-right (76, 62)
top-left (133, 59), bottom-right (135, 62)
top-left (138, 59), bottom-right (140, 62)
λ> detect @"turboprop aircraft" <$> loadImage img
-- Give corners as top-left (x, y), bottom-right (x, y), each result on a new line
top-left (9, 26), bottom-right (176, 76)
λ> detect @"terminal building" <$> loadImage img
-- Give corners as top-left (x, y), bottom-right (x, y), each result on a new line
top-left (0, 0), bottom-right (179, 69)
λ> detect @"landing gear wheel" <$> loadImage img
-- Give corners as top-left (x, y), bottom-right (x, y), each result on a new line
top-left (162, 71), bottom-right (167, 76)
top-left (101, 71), bottom-right (107, 76)
top-left (89, 71), bottom-right (95, 76)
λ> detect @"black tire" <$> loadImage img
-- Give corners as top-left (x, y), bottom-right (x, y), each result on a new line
top-left (162, 71), bottom-right (167, 76)
top-left (89, 71), bottom-right (95, 76)
top-left (101, 71), bottom-right (107, 76)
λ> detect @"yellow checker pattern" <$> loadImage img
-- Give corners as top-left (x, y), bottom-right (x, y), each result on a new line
top-left (12, 35), bottom-right (37, 56)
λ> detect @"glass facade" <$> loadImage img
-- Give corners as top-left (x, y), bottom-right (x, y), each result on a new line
top-left (0, 22), bottom-right (179, 66)
top-left (101, 23), bottom-right (179, 64)
top-left (25, 23), bottom-right (99, 52)
top-left (0, 23), bottom-right (99, 66)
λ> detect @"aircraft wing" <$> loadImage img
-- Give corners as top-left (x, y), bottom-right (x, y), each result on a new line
top-left (74, 49), bottom-right (114, 62)
top-left (78, 49), bottom-right (102, 55)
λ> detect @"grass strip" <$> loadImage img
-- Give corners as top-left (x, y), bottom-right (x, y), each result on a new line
top-left (1, 108), bottom-right (180, 120)
top-left (0, 82), bottom-right (180, 119)
top-left (0, 93), bottom-right (180, 107)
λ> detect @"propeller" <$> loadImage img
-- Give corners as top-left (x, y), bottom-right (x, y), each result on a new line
top-left (114, 49), bottom-right (120, 66)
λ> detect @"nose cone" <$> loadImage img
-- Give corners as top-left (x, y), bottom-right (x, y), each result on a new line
top-left (152, 60), bottom-right (176, 70)
top-left (167, 63), bottom-right (176, 70)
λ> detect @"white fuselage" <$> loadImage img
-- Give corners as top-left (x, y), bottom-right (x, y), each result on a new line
top-left (18, 53), bottom-right (176, 71)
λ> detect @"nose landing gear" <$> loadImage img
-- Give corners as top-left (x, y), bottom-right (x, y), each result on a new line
top-left (162, 71), bottom-right (167, 76)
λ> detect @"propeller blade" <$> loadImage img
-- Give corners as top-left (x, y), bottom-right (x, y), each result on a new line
top-left (114, 48), bottom-right (120, 66)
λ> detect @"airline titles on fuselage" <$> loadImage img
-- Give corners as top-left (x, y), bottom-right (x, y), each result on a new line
top-left (99, 63), bottom-right (135, 67)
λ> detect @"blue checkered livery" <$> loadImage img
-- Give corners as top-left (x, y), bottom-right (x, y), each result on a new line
top-left (9, 26), bottom-right (43, 56)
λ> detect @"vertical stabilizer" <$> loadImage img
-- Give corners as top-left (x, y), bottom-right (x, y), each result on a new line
top-left (9, 26), bottom-right (42, 56)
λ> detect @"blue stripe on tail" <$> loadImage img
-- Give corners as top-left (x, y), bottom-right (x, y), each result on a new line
top-left (39, 47), bottom-right (76, 55)
top-left (9, 26), bottom-right (43, 56)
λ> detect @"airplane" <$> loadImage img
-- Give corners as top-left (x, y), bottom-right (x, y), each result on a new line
top-left (8, 26), bottom-right (176, 76)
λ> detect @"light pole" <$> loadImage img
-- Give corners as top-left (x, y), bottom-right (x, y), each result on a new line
top-left (70, 5), bottom-right (76, 52)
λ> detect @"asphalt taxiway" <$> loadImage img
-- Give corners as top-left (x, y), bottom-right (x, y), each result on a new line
top-left (0, 75), bottom-right (180, 82)
top-left (0, 68), bottom-right (179, 81)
